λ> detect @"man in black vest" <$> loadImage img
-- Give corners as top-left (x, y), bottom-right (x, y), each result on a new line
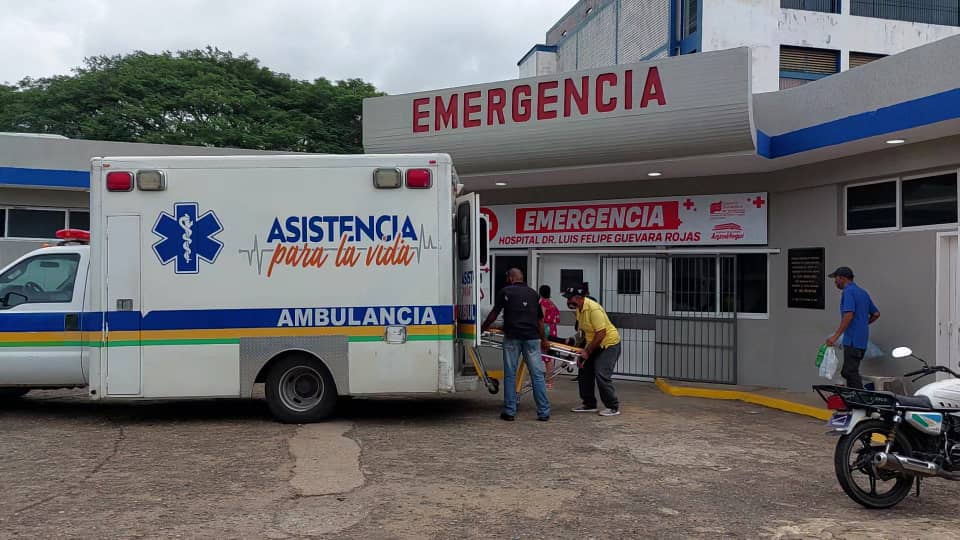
top-left (481, 268), bottom-right (551, 421)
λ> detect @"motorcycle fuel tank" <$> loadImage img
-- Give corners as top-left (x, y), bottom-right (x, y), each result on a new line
top-left (916, 379), bottom-right (960, 409)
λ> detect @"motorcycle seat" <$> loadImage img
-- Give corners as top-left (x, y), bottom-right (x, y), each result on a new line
top-left (892, 393), bottom-right (932, 409)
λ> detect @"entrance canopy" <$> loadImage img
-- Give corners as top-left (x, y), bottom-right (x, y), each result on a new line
top-left (363, 48), bottom-right (755, 176)
top-left (363, 35), bottom-right (960, 191)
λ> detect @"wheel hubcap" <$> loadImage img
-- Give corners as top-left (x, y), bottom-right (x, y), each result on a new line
top-left (278, 366), bottom-right (324, 412)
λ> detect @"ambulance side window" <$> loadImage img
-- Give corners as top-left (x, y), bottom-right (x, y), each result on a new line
top-left (479, 217), bottom-right (488, 267)
top-left (0, 254), bottom-right (80, 307)
top-left (457, 202), bottom-right (471, 261)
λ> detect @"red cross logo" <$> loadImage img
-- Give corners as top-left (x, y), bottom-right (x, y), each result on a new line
top-left (751, 196), bottom-right (766, 209)
top-left (683, 198), bottom-right (696, 211)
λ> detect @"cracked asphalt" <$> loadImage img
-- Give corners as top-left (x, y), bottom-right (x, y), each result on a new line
top-left (3, 380), bottom-right (960, 539)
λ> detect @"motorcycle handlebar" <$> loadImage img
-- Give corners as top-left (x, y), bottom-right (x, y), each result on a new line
top-left (903, 369), bottom-right (928, 378)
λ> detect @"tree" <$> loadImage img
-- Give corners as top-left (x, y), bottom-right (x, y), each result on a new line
top-left (0, 47), bottom-right (383, 153)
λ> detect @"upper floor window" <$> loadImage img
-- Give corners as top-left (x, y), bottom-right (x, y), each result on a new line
top-left (781, 0), bottom-right (841, 13)
top-left (850, 51), bottom-right (887, 68)
top-left (779, 46), bottom-right (839, 89)
top-left (851, 0), bottom-right (960, 27)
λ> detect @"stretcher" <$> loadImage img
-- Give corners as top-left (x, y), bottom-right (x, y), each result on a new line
top-left (469, 329), bottom-right (585, 396)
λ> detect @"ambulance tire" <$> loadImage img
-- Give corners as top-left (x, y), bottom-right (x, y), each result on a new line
top-left (0, 388), bottom-right (30, 399)
top-left (265, 355), bottom-right (338, 423)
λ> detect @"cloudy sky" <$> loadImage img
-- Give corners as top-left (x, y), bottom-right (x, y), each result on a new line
top-left (0, 0), bottom-right (570, 94)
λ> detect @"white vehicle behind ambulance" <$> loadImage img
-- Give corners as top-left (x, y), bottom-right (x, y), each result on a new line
top-left (0, 154), bottom-right (483, 422)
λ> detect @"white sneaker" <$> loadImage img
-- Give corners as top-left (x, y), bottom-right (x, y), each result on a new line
top-left (598, 408), bottom-right (621, 417)
top-left (571, 406), bottom-right (598, 413)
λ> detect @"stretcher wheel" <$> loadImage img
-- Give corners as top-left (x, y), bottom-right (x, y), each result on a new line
top-left (487, 378), bottom-right (500, 394)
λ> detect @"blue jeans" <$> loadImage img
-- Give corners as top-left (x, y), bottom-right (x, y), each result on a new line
top-left (502, 338), bottom-right (550, 418)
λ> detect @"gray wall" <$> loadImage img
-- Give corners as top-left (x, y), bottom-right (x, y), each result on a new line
top-left (478, 135), bottom-right (960, 391)
top-left (0, 133), bottom-right (281, 173)
top-left (0, 187), bottom-right (89, 265)
top-left (0, 134), bottom-right (283, 266)
top-left (754, 33), bottom-right (960, 136)
top-left (547, 0), bottom-right (670, 71)
top-left (762, 184), bottom-right (940, 392)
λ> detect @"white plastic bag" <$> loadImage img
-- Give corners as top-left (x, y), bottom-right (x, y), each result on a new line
top-left (819, 346), bottom-right (839, 380)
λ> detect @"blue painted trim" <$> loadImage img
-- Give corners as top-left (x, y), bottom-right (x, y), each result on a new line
top-left (0, 306), bottom-right (457, 333)
top-left (758, 88), bottom-right (960, 159)
top-left (0, 167), bottom-right (88, 189)
top-left (779, 70), bottom-right (829, 81)
top-left (516, 44), bottom-right (558, 67)
top-left (641, 44), bottom-right (670, 61)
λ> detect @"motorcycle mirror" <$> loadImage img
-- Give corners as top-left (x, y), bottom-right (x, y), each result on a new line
top-left (892, 347), bottom-right (913, 359)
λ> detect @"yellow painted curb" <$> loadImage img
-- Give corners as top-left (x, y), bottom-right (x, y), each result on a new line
top-left (654, 378), bottom-right (832, 421)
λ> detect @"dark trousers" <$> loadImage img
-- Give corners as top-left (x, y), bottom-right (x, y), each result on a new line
top-left (842, 347), bottom-right (865, 389)
top-left (578, 343), bottom-right (621, 410)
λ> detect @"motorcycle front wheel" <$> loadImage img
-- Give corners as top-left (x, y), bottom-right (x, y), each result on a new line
top-left (834, 419), bottom-right (915, 509)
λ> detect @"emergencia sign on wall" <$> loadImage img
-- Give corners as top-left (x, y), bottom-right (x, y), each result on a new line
top-left (481, 193), bottom-right (768, 248)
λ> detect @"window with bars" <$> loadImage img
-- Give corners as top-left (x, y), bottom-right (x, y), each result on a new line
top-left (670, 255), bottom-right (768, 316)
top-left (781, 0), bottom-right (841, 13)
top-left (616, 269), bottom-right (644, 295)
top-left (779, 46), bottom-right (839, 89)
top-left (850, 51), bottom-right (887, 68)
top-left (852, 0), bottom-right (960, 27)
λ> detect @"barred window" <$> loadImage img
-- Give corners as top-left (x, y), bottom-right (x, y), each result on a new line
top-left (781, 0), bottom-right (841, 13)
top-left (851, 0), bottom-right (960, 27)
top-left (850, 51), bottom-right (886, 69)
top-left (780, 46), bottom-right (839, 89)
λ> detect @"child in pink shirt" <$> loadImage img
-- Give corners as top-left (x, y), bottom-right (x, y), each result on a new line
top-left (539, 285), bottom-right (561, 389)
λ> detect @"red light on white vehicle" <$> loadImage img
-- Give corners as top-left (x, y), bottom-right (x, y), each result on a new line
top-left (826, 395), bottom-right (848, 411)
top-left (106, 171), bottom-right (133, 192)
top-left (55, 229), bottom-right (91, 244)
top-left (406, 168), bottom-right (432, 189)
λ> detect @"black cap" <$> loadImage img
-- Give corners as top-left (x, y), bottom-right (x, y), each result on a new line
top-left (562, 286), bottom-right (588, 299)
top-left (828, 266), bottom-right (854, 279)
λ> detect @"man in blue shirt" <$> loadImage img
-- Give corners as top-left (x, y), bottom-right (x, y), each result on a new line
top-left (826, 266), bottom-right (880, 389)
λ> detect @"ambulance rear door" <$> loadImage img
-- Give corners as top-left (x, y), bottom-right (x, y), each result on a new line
top-left (455, 193), bottom-right (481, 347)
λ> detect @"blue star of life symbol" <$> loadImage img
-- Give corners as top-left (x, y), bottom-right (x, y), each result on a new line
top-left (152, 202), bottom-right (224, 274)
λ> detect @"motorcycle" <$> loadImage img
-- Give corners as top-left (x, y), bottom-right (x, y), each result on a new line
top-left (814, 346), bottom-right (960, 509)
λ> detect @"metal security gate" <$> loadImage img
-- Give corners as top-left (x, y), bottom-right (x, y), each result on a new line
top-left (600, 255), bottom-right (738, 384)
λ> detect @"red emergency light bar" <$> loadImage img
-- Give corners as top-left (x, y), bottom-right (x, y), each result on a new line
top-left (55, 229), bottom-right (91, 244)
top-left (406, 168), bottom-right (432, 189)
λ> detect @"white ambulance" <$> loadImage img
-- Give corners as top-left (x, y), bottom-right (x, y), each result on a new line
top-left (0, 154), bottom-right (484, 423)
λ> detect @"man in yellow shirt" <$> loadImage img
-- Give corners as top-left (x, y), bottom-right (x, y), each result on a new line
top-left (562, 286), bottom-right (621, 417)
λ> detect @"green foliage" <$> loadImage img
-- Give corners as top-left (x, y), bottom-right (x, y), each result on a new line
top-left (0, 47), bottom-right (383, 152)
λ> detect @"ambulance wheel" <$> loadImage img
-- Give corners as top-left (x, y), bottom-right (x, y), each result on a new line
top-left (265, 355), bottom-right (337, 423)
top-left (486, 379), bottom-right (499, 394)
top-left (0, 388), bottom-right (30, 399)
